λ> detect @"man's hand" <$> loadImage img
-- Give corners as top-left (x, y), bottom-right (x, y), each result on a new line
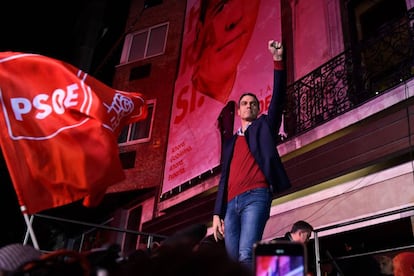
top-left (212, 215), bottom-right (225, 241)
top-left (268, 40), bottom-right (283, 61)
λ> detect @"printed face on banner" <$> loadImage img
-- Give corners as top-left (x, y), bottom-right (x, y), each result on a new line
top-left (162, 0), bottom-right (281, 195)
top-left (191, 0), bottom-right (260, 103)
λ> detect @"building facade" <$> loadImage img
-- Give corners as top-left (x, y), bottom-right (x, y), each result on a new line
top-left (68, 0), bottom-right (414, 273)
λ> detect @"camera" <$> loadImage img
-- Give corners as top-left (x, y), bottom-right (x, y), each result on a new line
top-left (253, 240), bottom-right (307, 276)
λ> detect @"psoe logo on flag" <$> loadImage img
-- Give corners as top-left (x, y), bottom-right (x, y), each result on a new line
top-left (103, 91), bottom-right (142, 132)
top-left (0, 52), bottom-right (145, 142)
top-left (0, 79), bottom-right (94, 141)
top-left (0, 79), bottom-right (139, 141)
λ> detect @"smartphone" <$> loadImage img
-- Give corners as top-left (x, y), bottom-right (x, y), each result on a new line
top-left (253, 240), bottom-right (307, 276)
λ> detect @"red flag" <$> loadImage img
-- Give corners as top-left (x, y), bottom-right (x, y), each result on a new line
top-left (0, 52), bottom-right (148, 214)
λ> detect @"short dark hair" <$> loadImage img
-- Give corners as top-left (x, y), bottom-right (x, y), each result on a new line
top-left (291, 220), bottom-right (313, 233)
top-left (238, 93), bottom-right (260, 110)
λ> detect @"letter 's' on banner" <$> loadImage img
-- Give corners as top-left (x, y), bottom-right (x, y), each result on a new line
top-left (0, 52), bottom-right (148, 214)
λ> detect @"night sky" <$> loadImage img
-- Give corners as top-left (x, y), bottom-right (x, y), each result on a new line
top-left (0, 0), bottom-right (131, 84)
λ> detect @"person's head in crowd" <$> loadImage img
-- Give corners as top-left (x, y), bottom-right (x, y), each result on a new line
top-left (150, 237), bottom-right (252, 276)
top-left (155, 223), bottom-right (208, 253)
top-left (0, 243), bottom-right (41, 274)
top-left (393, 251), bottom-right (414, 276)
top-left (191, 0), bottom-right (261, 103)
top-left (376, 255), bottom-right (393, 275)
top-left (11, 249), bottom-right (90, 276)
top-left (290, 220), bottom-right (314, 244)
top-left (197, 233), bottom-right (226, 252)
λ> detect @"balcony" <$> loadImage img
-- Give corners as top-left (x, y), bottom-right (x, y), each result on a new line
top-left (284, 8), bottom-right (414, 139)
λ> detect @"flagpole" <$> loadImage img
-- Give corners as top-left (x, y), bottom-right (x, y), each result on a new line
top-left (20, 205), bottom-right (40, 250)
top-left (23, 215), bottom-right (34, 244)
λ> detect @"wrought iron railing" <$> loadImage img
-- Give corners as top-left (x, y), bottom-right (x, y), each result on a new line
top-left (284, 8), bottom-right (414, 139)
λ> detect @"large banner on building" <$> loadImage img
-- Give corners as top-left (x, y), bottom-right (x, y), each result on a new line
top-left (162, 0), bottom-right (281, 195)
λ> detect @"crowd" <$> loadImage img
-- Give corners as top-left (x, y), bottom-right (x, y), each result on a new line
top-left (1, 222), bottom-right (414, 275)
top-left (0, 224), bottom-right (251, 276)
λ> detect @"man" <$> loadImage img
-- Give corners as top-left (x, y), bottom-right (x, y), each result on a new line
top-left (273, 220), bottom-right (314, 276)
top-left (212, 40), bottom-right (291, 270)
top-left (273, 220), bottom-right (314, 244)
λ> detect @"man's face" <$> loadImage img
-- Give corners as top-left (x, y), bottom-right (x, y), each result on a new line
top-left (297, 230), bottom-right (311, 244)
top-left (195, 0), bottom-right (261, 85)
top-left (238, 95), bottom-right (259, 122)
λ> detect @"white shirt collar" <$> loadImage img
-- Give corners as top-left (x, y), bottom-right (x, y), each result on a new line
top-left (237, 122), bottom-right (252, 136)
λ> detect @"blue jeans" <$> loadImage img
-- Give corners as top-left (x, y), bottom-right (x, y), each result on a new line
top-left (224, 187), bottom-right (272, 270)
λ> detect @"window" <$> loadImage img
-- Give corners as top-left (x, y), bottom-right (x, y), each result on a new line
top-left (118, 99), bottom-right (155, 144)
top-left (120, 22), bottom-right (168, 63)
top-left (121, 205), bottom-right (142, 255)
top-left (144, 0), bottom-right (162, 8)
top-left (119, 151), bottom-right (137, 169)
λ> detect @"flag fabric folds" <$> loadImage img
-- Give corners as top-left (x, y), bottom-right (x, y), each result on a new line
top-left (0, 52), bottom-right (148, 214)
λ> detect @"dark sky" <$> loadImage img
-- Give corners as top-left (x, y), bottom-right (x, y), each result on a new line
top-left (0, 0), bottom-right (132, 247)
top-left (0, 0), bottom-right (132, 84)
top-left (1, 1), bottom-right (86, 62)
